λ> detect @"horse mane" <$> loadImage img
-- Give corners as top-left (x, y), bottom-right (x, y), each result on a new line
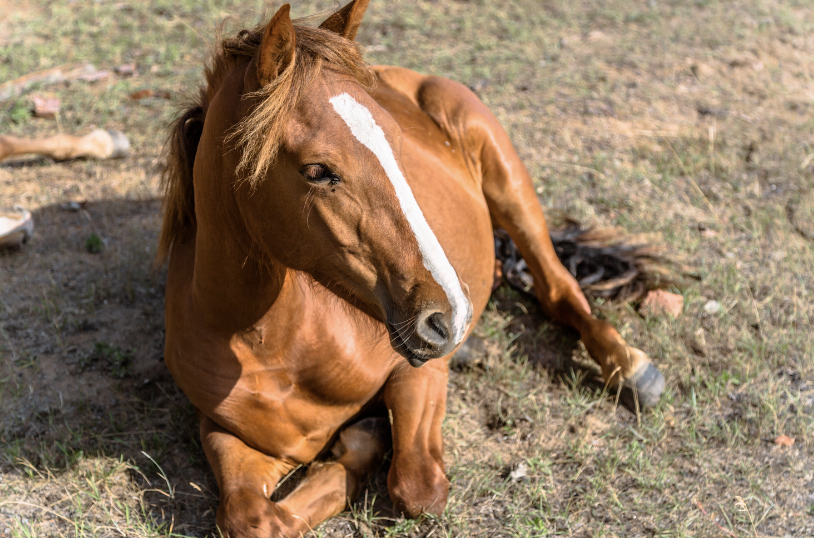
top-left (156, 19), bottom-right (375, 265)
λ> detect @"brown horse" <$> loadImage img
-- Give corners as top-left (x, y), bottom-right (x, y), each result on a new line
top-left (158, 2), bottom-right (665, 535)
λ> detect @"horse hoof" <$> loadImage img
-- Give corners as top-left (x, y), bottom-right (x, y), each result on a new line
top-left (0, 206), bottom-right (33, 249)
top-left (622, 363), bottom-right (665, 410)
top-left (105, 130), bottom-right (131, 159)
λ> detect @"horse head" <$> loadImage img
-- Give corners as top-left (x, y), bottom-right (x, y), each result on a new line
top-left (229, 1), bottom-right (472, 366)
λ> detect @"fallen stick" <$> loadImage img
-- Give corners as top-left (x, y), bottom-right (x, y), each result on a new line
top-left (0, 129), bottom-right (130, 162)
top-left (0, 63), bottom-right (106, 102)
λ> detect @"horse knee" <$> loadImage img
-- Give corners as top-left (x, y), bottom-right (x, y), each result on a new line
top-left (332, 418), bottom-right (390, 471)
top-left (217, 489), bottom-right (303, 538)
top-left (388, 457), bottom-right (449, 518)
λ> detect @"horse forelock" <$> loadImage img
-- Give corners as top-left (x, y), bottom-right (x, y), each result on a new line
top-left (226, 23), bottom-right (375, 188)
top-left (157, 19), bottom-right (374, 265)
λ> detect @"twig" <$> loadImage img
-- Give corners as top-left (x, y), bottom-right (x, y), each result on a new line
top-left (0, 500), bottom-right (74, 525)
top-left (0, 63), bottom-right (102, 102)
top-left (694, 499), bottom-right (739, 537)
top-left (538, 161), bottom-right (611, 183)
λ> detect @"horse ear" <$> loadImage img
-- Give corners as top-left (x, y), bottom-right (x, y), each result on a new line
top-left (256, 4), bottom-right (296, 86)
top-left (319, 0), bottom-right (369, 41)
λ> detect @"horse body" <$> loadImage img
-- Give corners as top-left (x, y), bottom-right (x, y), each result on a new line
top-left (164, 63), bottom-right (495, 467)
top-left (160, 2), bottom-right (664, 535)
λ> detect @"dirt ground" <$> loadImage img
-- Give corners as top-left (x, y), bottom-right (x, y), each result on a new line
top-left (1, 0), bottom-right (813, 536)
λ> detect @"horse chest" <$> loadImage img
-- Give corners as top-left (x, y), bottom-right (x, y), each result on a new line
top-left (214, 341), bottom-right (391, 461)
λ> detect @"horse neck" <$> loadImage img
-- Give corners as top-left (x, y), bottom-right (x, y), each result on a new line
top-left (187, 120), bottom-right (299, 332)
top-left (186, 65), bottom-right (312, 335)
top-left (191, 214), bottom-right (297, 333)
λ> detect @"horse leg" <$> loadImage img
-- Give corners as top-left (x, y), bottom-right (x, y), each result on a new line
top-left (276, 417), bottom-right (390, 531)
top-left (201, 415), bottom-right (389, 538)
top-left (475, 110), bottom-right (664, 407)
top-left (0, 130), bottom-right (129, 162)
top-left (383, 359), bottom-right (449, 517)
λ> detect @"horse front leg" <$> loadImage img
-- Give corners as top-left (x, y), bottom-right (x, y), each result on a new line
top-left (383, 359), bottom-right (449, 518)
top-left (200, 415), bottom-right (389, 538)
top-left (473, 105), bottom-right (664, 407)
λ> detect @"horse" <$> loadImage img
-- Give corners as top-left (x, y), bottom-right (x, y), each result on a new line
top-left (158, 1), bottom-right (665, 535)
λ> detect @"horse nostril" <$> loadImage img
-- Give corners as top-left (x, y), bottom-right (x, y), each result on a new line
top-left (416, 311), bottom-right (450, 347)
top-left (427, 313), bottom-right (448, 341)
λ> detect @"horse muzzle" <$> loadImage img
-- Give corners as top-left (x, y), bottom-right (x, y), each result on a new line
top-left (388, 301), bottom-right (473, 367)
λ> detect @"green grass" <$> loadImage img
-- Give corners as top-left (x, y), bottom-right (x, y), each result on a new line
top-left (1, 0), bottom-right (813, 536)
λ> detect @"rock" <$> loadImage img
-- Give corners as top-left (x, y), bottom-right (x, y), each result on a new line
top-left (640, 290), bottom-right (684, 318)
top-left (690, 61), bottom-right (716, 80)
top-left (59, 201), bottom-right (84, 212)
top-left (129, 89), bottom-right (171, 101)
top-left (32, 95), bottom-right (60, 119)
top-left (559, 34), bottom-right (581, 48)
top-left (703, 300), bottom-right (722, 315)
top-left (115, 63), bottom-right (137, 77)
top-left (509, 461), bottom-right (528, 481)
top-left (774, 435), bottom-right (794, 447)
top-left (467, 79), bottom-right (489, 95)
top-left (701, 228), bottom-right (718, 238)
top-left (587, 30), bottom-right (606, 42)
top-left (696, 102), bottom-right (727, 118)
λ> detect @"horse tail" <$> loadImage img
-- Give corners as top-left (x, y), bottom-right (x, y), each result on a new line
top-left (494, 222), bottom-right (684, 304)
top-left (156, 104), bottom-right (205, 266)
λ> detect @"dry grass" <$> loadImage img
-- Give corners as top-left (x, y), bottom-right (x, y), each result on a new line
top-left (1, 0), bottom-right (813, 536)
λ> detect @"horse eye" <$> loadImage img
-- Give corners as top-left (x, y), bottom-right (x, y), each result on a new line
top-left (303, 164), bottom-right (328, 181)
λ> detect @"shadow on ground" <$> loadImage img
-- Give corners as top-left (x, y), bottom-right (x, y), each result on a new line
top-left (0, 197), bottom-right (613, 535)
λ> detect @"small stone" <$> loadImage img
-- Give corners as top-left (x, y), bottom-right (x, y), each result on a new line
top-left (690, 61), bottom-right (716, 80)
top-left (640, 290), bottom-right (684, 318)
top-left (59, 201), bottom-right (83, 212)
top-left (32, 96), bottom-right (60, 119)
top-left (696, 102), bottom-right (727, 118)
top-left (509, 461), bottom-right (528, 481)
top-left (129, 89), bottom-right (171, 101)
top-left (115, 63), bottom-right (137, 76)
top-left (694, 327), bottom-right (706, 347)
top-left (130, 89), bottom-right (154, 100)
top-left (587, 30), bottom-right (606, 42)
top-left (701, 228), bottom-right (718, 238)
top-left (703, 300), bottom-right (722, 314)
top-left (774, 435), bottom-right (794, 447)
top-left (559, 34), bottom-right (581, 48)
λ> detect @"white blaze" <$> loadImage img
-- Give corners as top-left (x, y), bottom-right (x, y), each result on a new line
top-left (329, 93), bottom-right (469, 343)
